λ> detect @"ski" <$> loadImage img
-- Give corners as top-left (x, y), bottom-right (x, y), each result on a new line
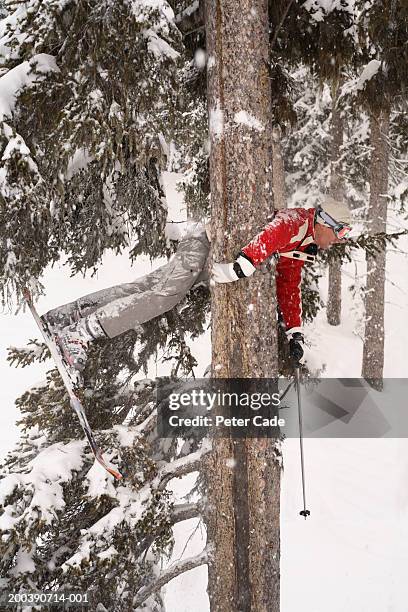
top-left (23, 287), bottom-right (123, 480)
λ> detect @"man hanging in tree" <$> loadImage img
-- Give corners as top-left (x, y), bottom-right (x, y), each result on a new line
top-left (42, 198), bottom-right (352, 373)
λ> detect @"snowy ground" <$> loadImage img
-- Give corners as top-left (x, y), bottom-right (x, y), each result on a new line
top-left (1, 173), bottom-right (407, 611)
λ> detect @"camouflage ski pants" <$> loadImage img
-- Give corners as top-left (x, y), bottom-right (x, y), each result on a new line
top-left (48, 223), bottom-right (210, 338)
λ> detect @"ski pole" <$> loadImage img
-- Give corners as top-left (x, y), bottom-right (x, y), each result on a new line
top-left (294, 365), bottom-right (310, 519)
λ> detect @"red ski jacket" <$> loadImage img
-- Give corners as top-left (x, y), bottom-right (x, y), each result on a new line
top-left (240, 207), bottom-right (317, 332)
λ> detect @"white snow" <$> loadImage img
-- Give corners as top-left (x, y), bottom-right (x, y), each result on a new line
top-left (86, 460), bottom-right (118, 499)
top-left (340, 60), bottom-right (382, 98)
top-left (0, 7), bottom-right (29, 62)
top-left (130, 0), bottom-right (179, 60)
top-left (393, 178), bottom-right (408, 201)
top-left (2, 134), bottom-right (30, 158)
top-left (281, 437), bottom-right (408, 612)
top-left (145, 29), bottom-right (180, 60)
top-left (97, 545), bottom-right (118, 560)
top-left (0, 54), bottom-right (59, 121)
top-left (209, 101), bottom-right (224, 141)
top-left (162, 170), bottom-right (188, 240)
top-left (207, 55), bottom-right (216, 70)
top-left (64, 442), bottom-right (210, 571)
top-left (0, 440), bottom-right (86, 530)
top-left (303, 0), bottom-right (355, 21)
top-left (10, 549), bottom-right (36, 576)
top-left (194, 48), bottom-right (207, 70)
top-left (112, 424), bottom-right (140, 448)
top-left (356, 59), bottom-right (381, 90)
top-left (0, 124), bottom-right (40, 198)
top-left (0, 53), bottom-right (59, 199)
top-left (233, 110), bottom-right (264, 132)
top-left (65, 148), bottom-right (93, 181)
top-left (132, 0), bottom-right (175, 24)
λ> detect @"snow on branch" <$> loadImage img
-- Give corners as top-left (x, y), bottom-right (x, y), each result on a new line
top-left (303, 0), bottom-right (355, 22)
top-left (121, 503), bottom-right (201, 565)
top-left (175, 0), bottom-right (199, 25)
top-left (171, 502), bottom-right (201, 523)
top-left (157, 437), bottom-right (211, 490)
top-left (133, 546), bottom-right (211, 608)
top-left (340, 60), bottom-right (382, 98)
top-left (7, 339), bottom-right (49, 367)
top-left (0, 54), bottom-right (59, 121)
top-left (63, 439), bottom-right (211, 570)
top-left (0, 439), bottom-right (87, 532)
top-left (234, 111), bottom-right (264, 132)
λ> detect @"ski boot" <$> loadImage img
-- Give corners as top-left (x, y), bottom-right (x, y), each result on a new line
top-left (41, 300), bottom-right (97, 330)
top-left (56, 326), bottom-right (90, 373)
top-left (56, 314), bottom-right (108, 376)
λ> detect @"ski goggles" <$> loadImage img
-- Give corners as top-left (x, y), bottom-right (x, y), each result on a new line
top-left (316, 206), bottom-right (352, 240)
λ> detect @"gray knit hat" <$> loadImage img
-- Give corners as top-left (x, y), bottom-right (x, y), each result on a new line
top-left (318, 196), bottom-right (352, 225)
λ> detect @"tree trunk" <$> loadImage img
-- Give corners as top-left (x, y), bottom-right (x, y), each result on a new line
top-left (361, 108), bottom-right (390, 390)
top-left (272, 126), bottom-right (287, 210)
top-left (204, 1), bottom-right (280, 611)
top-left (327, 88), bottom-right (344, 326)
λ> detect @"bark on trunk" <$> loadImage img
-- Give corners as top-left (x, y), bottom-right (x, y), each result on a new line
top-left (361, 108), bottom-right (390, 390)
top-left (204, 1), bottom-right (280, 611)
top-left (327, 88), bottom-right (344, 326)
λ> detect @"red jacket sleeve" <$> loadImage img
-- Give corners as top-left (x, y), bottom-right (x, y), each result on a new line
top-left (240, 209), bottom-right (308, 266)
top-left (275, 258), bottom-right (303, 331)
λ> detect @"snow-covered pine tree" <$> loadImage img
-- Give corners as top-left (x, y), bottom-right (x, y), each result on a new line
top-left (356, 0), bottom-right (408, 389)
top-left (2, 278), bottom-right (210, 607)
top-left (0, 0), bottom-right (184, 304)
top-left (0, 2), bottom-right (211, 608)
top-left (170, 1), bottom-right (209, 219)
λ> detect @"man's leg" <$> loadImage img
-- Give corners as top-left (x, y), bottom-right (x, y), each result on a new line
top-left (44, 223), bottom-right (210, 330)
top-left (44, 261), bottom-right (181, 327)
top-left (96, 228), bottom-right (210, 337)
top-left (51, 224), bottom-right (210, 371)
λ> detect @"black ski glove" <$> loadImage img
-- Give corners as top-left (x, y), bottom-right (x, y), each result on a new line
top-left (288, 331), bottom-right (304, 364)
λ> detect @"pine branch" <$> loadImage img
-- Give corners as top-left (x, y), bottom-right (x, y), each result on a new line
top-left (321, 230), bottom-right (408, 264)
top-left (135, 409), bottom-right (157, 437)
top-left (133, 546), bottom-right (210, 608)
top-left (175, 0), bottom-right (204, 35)
top-left (270, 0), bottom-right (295, 51)
top-left (157, 439), bottom-right (211, 491)
top-left (171, 502), bottom-right (201, 523)
top-left (128, 504), bottom-right (200, 564)
top-left (7, 339), bottom-right (49, 367)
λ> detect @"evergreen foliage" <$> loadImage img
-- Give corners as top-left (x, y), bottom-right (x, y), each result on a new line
top-left (1, 283), bottom-right (209, 607)
top-left (355, 0), bottom-right (408, 111)
top-left (0, 2), bottom-right (209, 607)
top-left (0, 0), bottom-right (184, 304)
